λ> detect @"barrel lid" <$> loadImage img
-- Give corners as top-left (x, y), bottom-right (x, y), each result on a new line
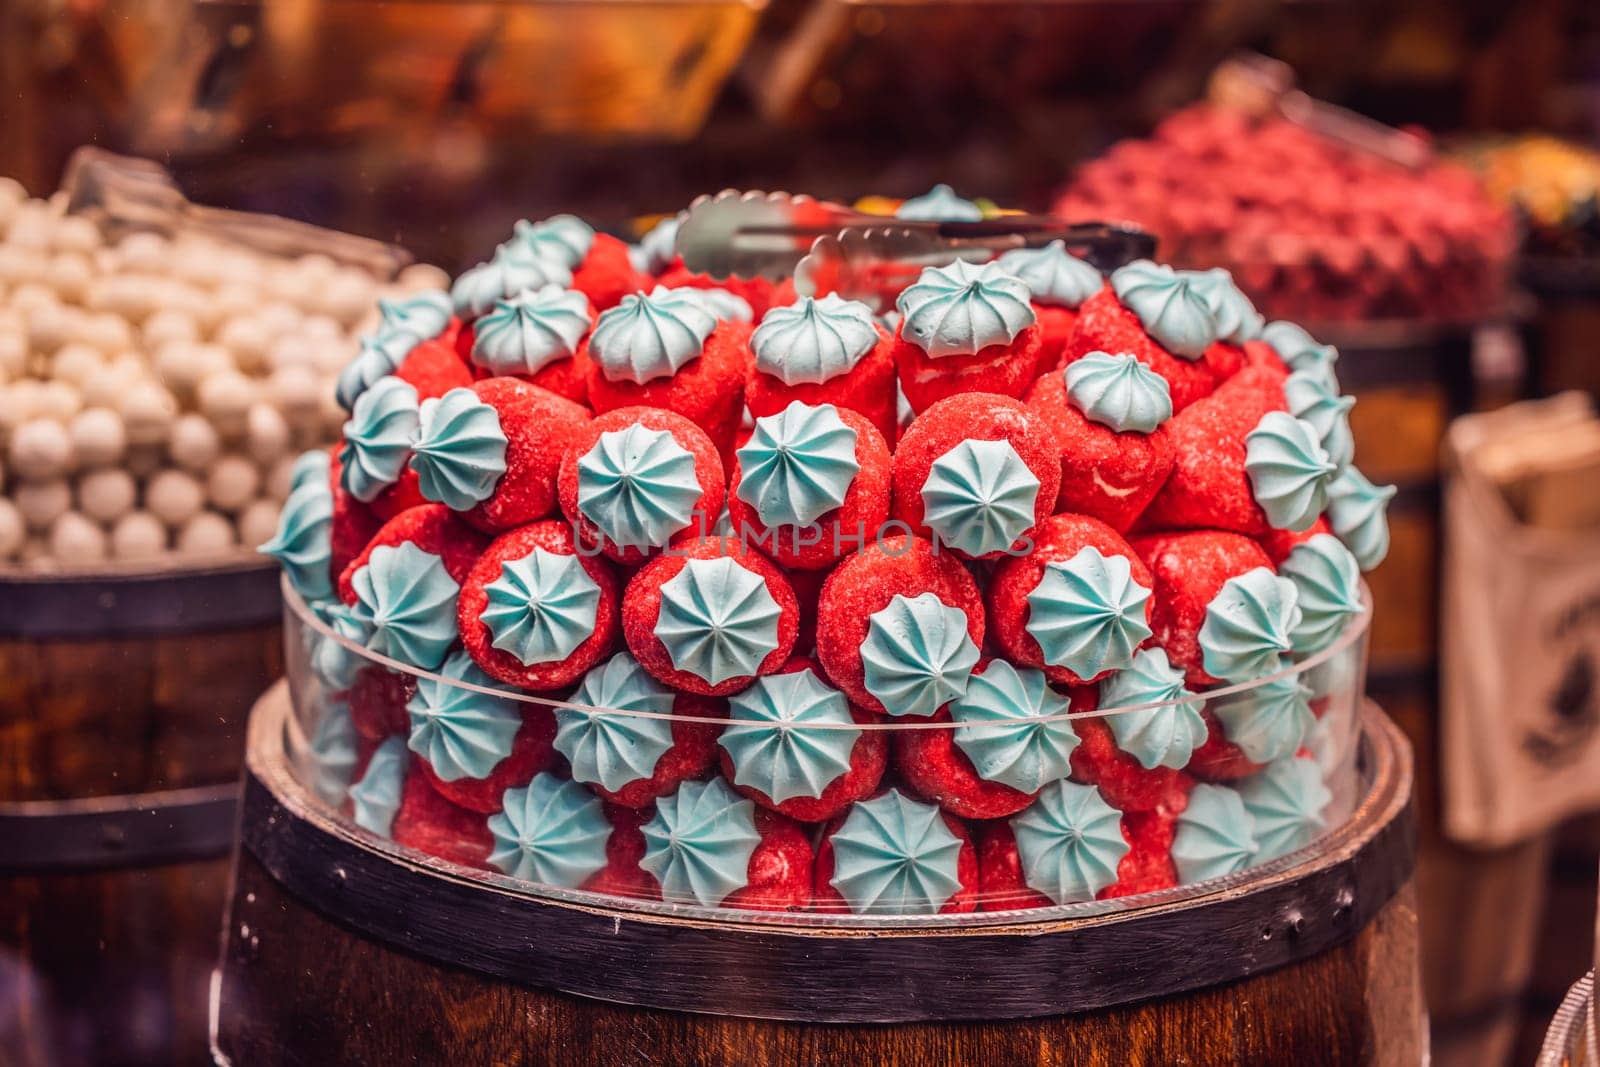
top-left (0, 559), bottom-right (281, 638)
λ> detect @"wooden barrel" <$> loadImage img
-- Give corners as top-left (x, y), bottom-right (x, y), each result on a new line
top-left (215, 684), bottom-right (1420, 1066)
top-left (1536, 971), bottom-right (1596, 1067)
top-left (0, 561), bottom-right (283, 1067)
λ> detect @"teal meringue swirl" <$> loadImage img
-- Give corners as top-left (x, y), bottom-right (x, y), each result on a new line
top-left (1326, 466), bottom-right (1396, 571)
top-left (995, 240), bottom-right (1103, 309)
top-left (556, 653), bottom-right (678, 792)
top-left (1199, 568), bottom-right (1302, 683)
top-left (378, 290), bottom-right (453, 341)
top-left (307, 699), bottom-right (360, 808)
top-left (488, 772), bottom-right (612, 887)
top-left (1172, 783), bottom-right (1258, 883)
top-left (511, 214), bottom-right (595, 270)
top-left (471, 286), bottom-right (591, 377)
top-left (1064, 350), bottom-right (1174, 434)
top-left (1099, 647), bottom-right (1207, 770)
top-left (482, 547), bottom-right (602, 666)
top-left (828, 789), bottom-right (965, 915)
top-left (1279, 534), bottom-right (1363, 655)
top-left (895, 260), bottom-right (1036, 359)
top-left (349, 736), bottom-right (408, 838)
top-left (630, 214), bottom-right (682, 275)
top-left (1284, 371), bottom-right (1356, 469)
top-left (339, 376), bottom-right (421, 502)
top-left (259, 480), bottom-right (334, 601)
top-left (351, 541), bottom-right (461, 670)
top-left (751, 294), bottom-right (880, 386)
top-left (683, 287), bottom-right (753, 323)
top-left (1011, 780), bottom-right (1129, 904)
top-left (335, 329), bottom-right (414, 411)
top-left (1245, 411), bottom-right (1338, 532)
top-left (894, 183), bottom-right (983, 221)
top-left (735, 402), bottom-right (860, 528)
top-left (408, 387), bottom-right (508, 511)
top-left (1261, 321), bottom-right (1340, 388)
top-left (310, 600), bottom-right (372, 692)
top-left (861, 592), bottom-right (980, 717)
top-left (1109, 260), bottom-right (1219, 359)
top-left (1210, 665), bottom-right (1314, 763)
top-left (949, 661), bottom-right (1080, 794)
top-left (588, 287), bottom-right (717, 384)
top-left (720, 668), bottom-right (861, 804)
top-left (289, 449), bottom-right (331, 496)
top-left (406, 650), bottom-right (522, 781)
top-left (451, 243), bottom-right (574, 319)
top-left (641, 778), bottom-right (761, 907)
top-left (920, 438), bottom-right (1040, 556)
top-left (1237, 757), bottom-right (1331, 862)
top-left (575, 424), bottom-right (703, 550)
top-left (1183, 268), bottom-right (1264, 345)
top-left (656, 556), bottom-right (782, 686)
top-left (1026, 547), bottom-right (1153, 679)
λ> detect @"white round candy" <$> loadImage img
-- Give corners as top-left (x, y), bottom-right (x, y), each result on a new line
top-left (0, 498), bottom-right (24, 559)
top-left (398, 263), bottom-right (451, 292)
top-left (0, 177), bottom-right (26, 213)
top-left (68, 407), bottom-right (127, 467)
top-left (0, 331), bottom-right (26, 378)
top-left (145, 469), bottom-right (204, 526)
top-left (76, 467), bottom-right (137, 522)
top-left (168, 413), bottom-right (221, 471)
top-left (264, 453), bottom-right (300, 501)
top-left (122, 444), bottom-right (166, 479)
top-left (143, 309), bottom-right (200, 351)
top-left (152, 341), bottom-right (211, 394)
top-left (14, 479), bottom-right (71, 530)
top-left (115, 232), bottom-right (169, 274)
top-left (46, 252), bottom-right (94, 302)
top-left (9, 419), bottom-right (75, 481)
top-left (51, 342), bottom-right (106, 387)
top-left (49, 511), bottom-right (108, 564)
top-left (300, 314), bottom-right (344, 343)
top-left (310, 338), bottom-right (351, 376)
top-left (5, 206), bottom-right (54, 250)
top-left (268, 365), bottom-right (321, 420)
top-left (83, 313), bottom-right (133, 354)
top-left (176, 510), bottom-right (236, 555)
top-left (197, 371), bottom-right (255, 434)
top-left (266, 333), bottom-right (315, 372)
top-left (79, 358), bottom-right (143, 410)
top-left (245, 403), bottom-right (291, 462)
top-left (256, 301), bottom-right (303, 337)
top-left (0, 381), bottom-right (44, 435)
top-left (26, 301), bottom-right (71, 353)
top-left (0, 245), bottom-right (41, 287)
top-left (217, 315), bottom-right (273, 373)
top-left (212, 284), bottom-right (258, 322)
top-left (316, 269), bottom-right (376, 325)
top-left (110, 511), bottom-right (167, 561)
top-left (207, 453), bottom-right (261, 512)
top-left (52, 217), bottom-right (102, 255)
top-left (236, 498), bottom-right (281, 548)
top-left (9, 282), bottom-right (58, 315)
top-left (119, 381), bottom-right (178, 446)
top-left (35, 380), bottom-right (82, 421)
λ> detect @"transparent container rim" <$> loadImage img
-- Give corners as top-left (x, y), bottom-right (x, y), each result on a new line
top-left (285, 572), bottom-right (1372, 732)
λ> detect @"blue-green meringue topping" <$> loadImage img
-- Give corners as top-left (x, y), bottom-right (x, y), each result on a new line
top-left (482, 547), bottom-right (601, 666)
top-left (720, 668), bottom-right (860, 804)
top-left (1210, 664), bottom-right (1314, 763)
top-left (511, 214), bottom-right (595, 270)
top-left (310, 599), bottom-right (373, 693)
top-left (339, 376), bottom-right (420, 502)
top-left (1284, 371), bottom-right (1356, 469)
top-left (736, 402), bottom-right (859, 528)
top-left (406, 650), bottom-right (522, 781)
top-left (408, 387), bottom-right (508, 511)
top-left (1099, 647), bottom-right (1207, 770)
top-left (1183, 268), bottom-right (1264, 345)
top-left (1026, 547), bottom-right (1153, 680)
top-left (1199, 568), bottom-right (1302, 684)
top-left (259, 480), bottom-right (334, 601)
top-left (751, 294), bottom-right (880, 386)
top-left (335, 329), bottom-right (414, 412)
top-left (996, 240), bottom-right (1103, 309)
top-left (576, 424), bottom-right (703, 551)
top-left (451, 243), bottom-right (574, 319)
top-left (896, 260), bottom-right (1036, 359)
top-left (683, 287), bottom-right (753, 323)
top-left (921, 438), bottom-right (1040, 556)
top-left (641, 778), bottom-right (761, 907)
top-left (1280, 534), bottom-right (1363, 654)
top-left (950, 661), bottom-right (1080, 794)
top-left (1245, 411), bottom-right (1338, 532)
top-left (470, 285), bottom-right (591, 377)
top-left (1011, 780), bottom-right (1129, 903)
top-left (289, 449), bottom-right (331, 496)
top-left (1172, 783), bottom-right (1258, 883)
top-left (1326, 466), bottom-right (1396, 572)
top-left (588, 286), bottom-right (717, 384)
top-left (656, 556), bottom-right (782, 686)
top-left (378, 290), bottom-right (453, 341)
top-left (630, 214), bottom-right (682, 275)
top-left (1237, 757), bottom-right (1331, 862)
top-left (895, 183), bottom-right (983, 222)
top-left (351, 541), bottom-right (461, 670)
top-left (557, 653), bottom-right (678, 792)
top-left (349, 735), bottom-right (408, 838)
top-left (307, 699), bottom-right (360, 808)
top-left (488, 772), bottom-right (612, 887)
top-left (861, 592), bottom-right (980, 717)
top-left (1064, 350), bottom-right (1173, 434)
top-left (1109, 260), bottom-right (1219, 359)
top-left (1261, 321), bottom-right (1340, 388)
top-left (828, 789), bottom-right (965, 915)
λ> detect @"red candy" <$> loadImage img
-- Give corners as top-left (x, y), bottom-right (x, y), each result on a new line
top-left (1032, 304), bottom-right (1080, 373)
top-left (1258, 515), bottom-right (1332, 566)
top-left (590, 694), bottom-right (727, 810)
top-left (1068, 714), bottom-right (1195, 814)
top-left (1130, 529), bottom-right (1277, 687)
top-left (391, 772), bottom-right (493, 869)
top-left (721, 808), bottom-right (815, 912)
top-left (1184, 711), bottom-right (1268, 782)
top-left (1060, 286), bottom-right (1221, 412)
top-left (393, 337), bottom-right (474, 400)
top-left (745, 324), bottom-right (898, 442)
top-left (347, 666), bottom-right (415, 742)
top-left (655, 265), bottom-right (794, 322)
top-left (812, 796), bottom-right (979, 914)
top-left (571, 233), bottom-right (647, 313)
top-left (894, 322), bottom-right (1044, 414)
top-left (326, 449), bottom-right (382, 579)
top-left (462, 378), bottom-right (592, 533)
top-left (336, 503), bottom-right (488, 605)
top-left (584, 319), bottom-right (751, 459)
top-left (458, 520), bottom-right (622, 692)
top-left (584, 803), bottom-right (658, 899)
top-left (416, 709), bottom-right (559, 813)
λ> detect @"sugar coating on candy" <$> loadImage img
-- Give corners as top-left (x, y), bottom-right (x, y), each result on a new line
top-left (488, 772), bottom-right (612, 887)
top-left (336, 502), bottom-right (487, 604)
top-left (1171, 783), bottom-right (1258, 883)
top-left (585, 316), bottom-right (750, 458)
top-left (1132, 530), bottom-right (1279, 687)
top-left (1099, 647), bottom-right (1208, 770)
top-left (460, 377), bottom-right (590, 533)
top-left (820, 789), bottom-right (973, 915)
top-left (639, 778), bottom-right (762, 907)
top-left (392, 337), bottom-right (474, 401)
top-left (391, 771), bottom-right (493, 869)
top-left (1011, 780), bottom-right (1130, 903)
top-left (350, 540), bottom-right (461, 670)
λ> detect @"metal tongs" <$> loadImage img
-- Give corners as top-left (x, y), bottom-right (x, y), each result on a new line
top-left (676, 189), bottom-right (1156, 314)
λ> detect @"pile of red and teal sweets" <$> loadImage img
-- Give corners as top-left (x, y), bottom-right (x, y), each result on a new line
top-left (262, 187), bottom-right (1386, 916)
